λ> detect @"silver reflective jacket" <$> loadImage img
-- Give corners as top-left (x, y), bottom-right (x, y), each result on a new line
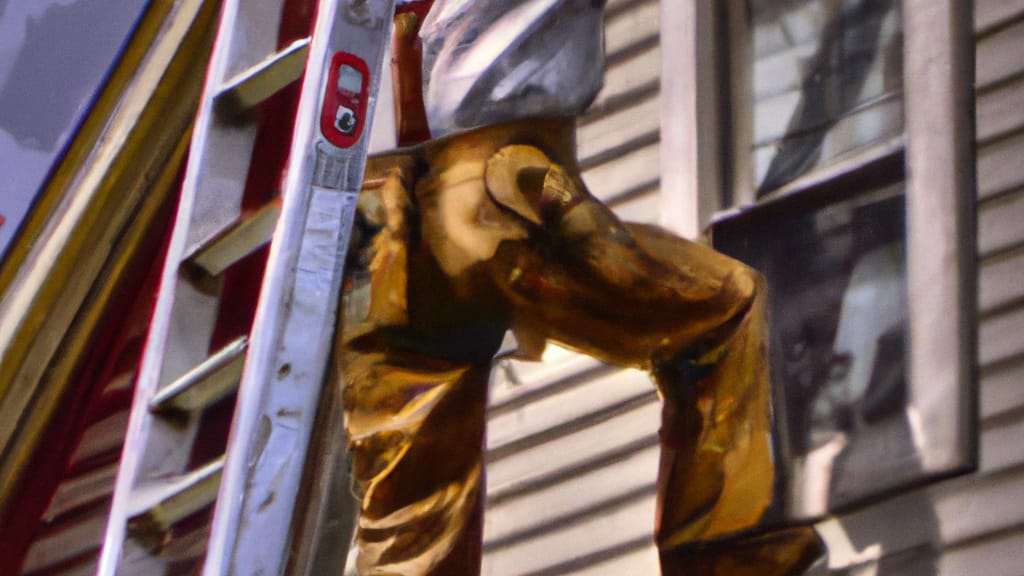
top-left (419, 0), bottom-right (605, 137)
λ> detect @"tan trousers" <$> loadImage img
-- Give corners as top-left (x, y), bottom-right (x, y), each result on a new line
top-left (336, 119), bottom-right (822, 575)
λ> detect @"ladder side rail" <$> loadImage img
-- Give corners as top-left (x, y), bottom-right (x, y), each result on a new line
top-left (202, 1), bottom-right (396, 573)
top-left (97, 0), bottom-right (279, 572)
top-left (98, 2), bottom-right (236, 572)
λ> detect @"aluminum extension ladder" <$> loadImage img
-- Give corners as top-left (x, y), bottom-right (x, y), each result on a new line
top-left (98, 0), bottom-right (395, 573)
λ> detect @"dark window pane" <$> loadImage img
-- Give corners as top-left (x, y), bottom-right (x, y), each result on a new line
top-left (715, 183), bottom-right (914, 514)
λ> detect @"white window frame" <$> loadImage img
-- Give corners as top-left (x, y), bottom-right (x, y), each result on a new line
top-left (660, 0), bottom-right (977, 519)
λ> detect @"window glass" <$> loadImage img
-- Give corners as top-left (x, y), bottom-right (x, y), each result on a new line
top-left (744, 0), bottom-right (903, 194)
top-left (715, 183), bottom-right (911, 512)
top-left (0, 0), bottom-right (149, 260)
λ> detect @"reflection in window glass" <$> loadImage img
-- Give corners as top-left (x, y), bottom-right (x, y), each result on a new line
top-left (0, 0), bottom-right (149, 260)
top-left (745, 0), bottom-right (903, 194)
top-left (715, 184), bottom-right (913, 512)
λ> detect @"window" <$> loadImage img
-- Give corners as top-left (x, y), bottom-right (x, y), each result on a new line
top-left (661, 0), bottom-right (976, 524)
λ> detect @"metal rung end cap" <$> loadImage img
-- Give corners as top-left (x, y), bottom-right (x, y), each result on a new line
top-left (215, 37), bottom-right (311, 117)
top-left (126, 456), bottom-right (225, 548)
top-left (150, 336), bottom-right (248, 412)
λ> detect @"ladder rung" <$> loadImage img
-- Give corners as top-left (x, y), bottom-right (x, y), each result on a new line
top-left (126, 456), bottom-right (225, 548)
top-left (150, 337), bottom-right (248, 413)
top-left (184, 201), bottom-right (281, 278)
top-left (215, 38), bottom-right (311, 117)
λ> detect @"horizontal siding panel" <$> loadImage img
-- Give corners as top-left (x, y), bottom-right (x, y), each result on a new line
top-left (940, 530), bottom-right (1024, 576)
top-left (566, 545), bottom-right (660, 576)
top-left (604, 0), bottom-right (659, 58)
top-left (590, 44), bottom-right (660, 113)
top-left (489, 351), bottom-right (607, 412)
top-left (486, 398), bottom-right (660, 497)
top-left (501, 345), bottom-right (593, 381)
top-left (482, 493), bottom-right (656, 576)
top-left (976, 17), bottom-right (1024, 89)
top-left (484, 444), bottom-right (658, 546)
top-left (977, 131), bottom-right (1024, 200)
top-left (609, 188), bottom-right (662, 224)
top-left (577, 94), bottom-right (660, 167)
top-left (604, 0), bottom-right (643, 15)
top-left (22, 507), bottom-right (105, 573)
top-left (979, 305), bottom-right (1024, 367)
top-left (978, 188), bottom-right (1024, 255)
top-left (105, 370), bottom-right (135, 395)
top-left (44, 462), bottom-right (118, 521)
top-left (934, 467), bottom-right (1024, 548)
top-left (979, 246), bottom-right (1024, 315)
top-left (977, 74), bottom-right (1024, 144)
top-left (823, 465), bottom-right (1024, 570)
top-left (582, 142), bottom-right (660, 202)
top-left (979, 416), bottom-right (1024, 474)
top-left (975, 0), bottom-right (1024, 34)
top-left (980, 356), bottom-right (1024, 421)
top-left (487, 368), bottom-right (653, 453)
top-left (68, 410), bottom-right (129, 467)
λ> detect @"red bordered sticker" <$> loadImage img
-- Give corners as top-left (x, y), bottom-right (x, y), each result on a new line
top-left (320, 52), bottom-right (370, 148)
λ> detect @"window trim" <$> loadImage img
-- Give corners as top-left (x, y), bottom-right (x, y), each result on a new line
top-left (658, 1), bottom-right (723, 239)
top-left (660, 0), bottom-right (978, 518)
top-left (902, 0), bottom-right (977, 475)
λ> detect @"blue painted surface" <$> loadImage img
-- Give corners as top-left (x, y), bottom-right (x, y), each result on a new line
top-left (0, 0), bottom-right (149, 261)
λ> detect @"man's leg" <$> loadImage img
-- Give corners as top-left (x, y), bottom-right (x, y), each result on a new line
top-left (340, 121), bottom-right (822, 574)
top-left (339, 154), bottom-right (503, 575)
top-left (475, 137), bottom-right (823, 574)
top-left (340, 341), bottom-right (491, 576)
top-left (659, 526), bottom-right (825, 576)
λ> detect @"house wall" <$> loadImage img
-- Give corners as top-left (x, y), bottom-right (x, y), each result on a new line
top-left (482, 0), bottom-right (1024, 574)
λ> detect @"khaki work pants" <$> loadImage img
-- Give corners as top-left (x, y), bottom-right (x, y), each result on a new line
top-left (336, 118), bottom-right (822, 575)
